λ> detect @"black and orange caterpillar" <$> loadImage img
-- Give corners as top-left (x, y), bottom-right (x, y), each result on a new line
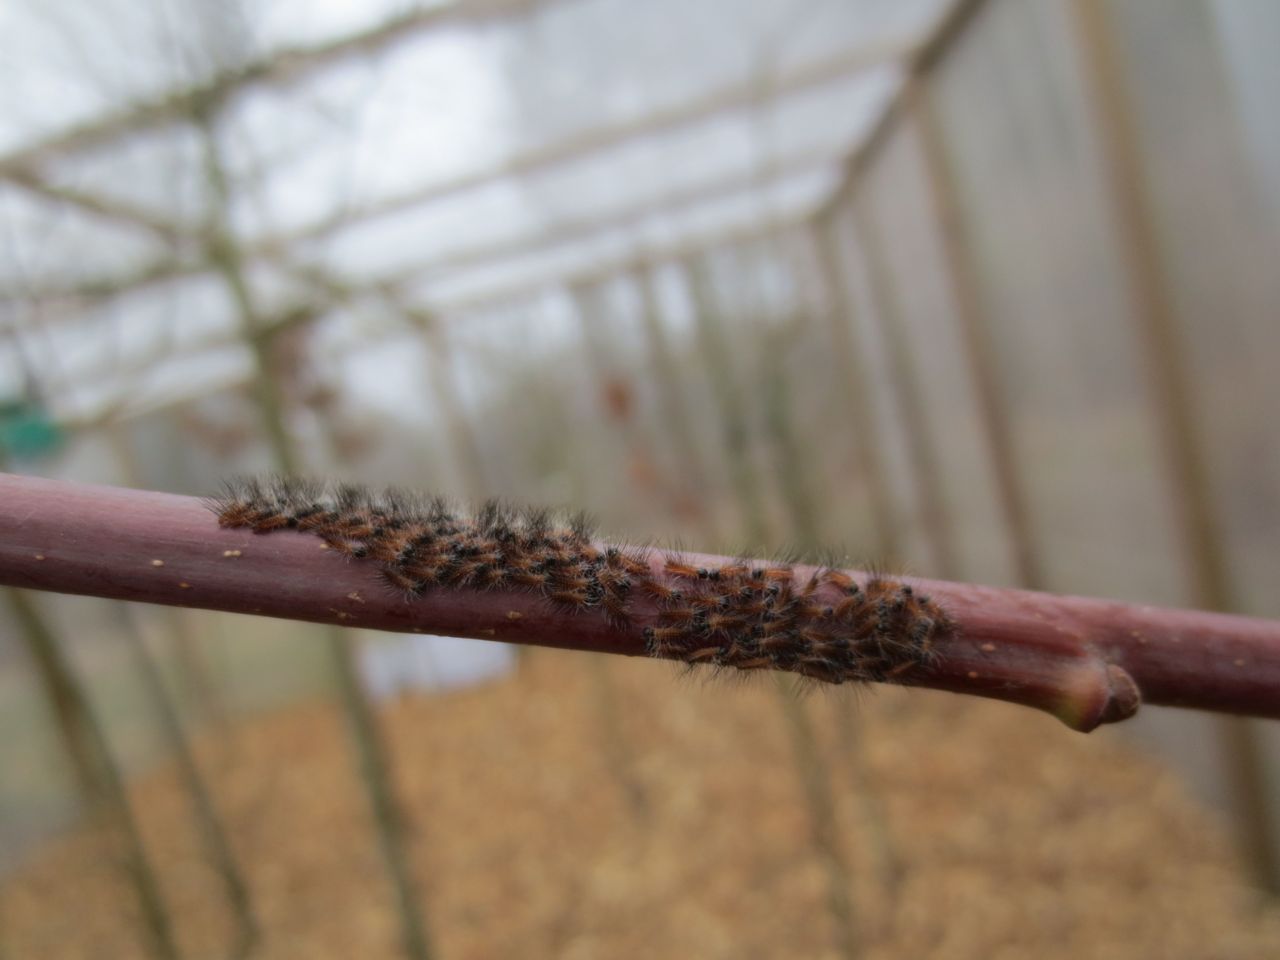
top-left (210, 477), bottom-right (951, 686)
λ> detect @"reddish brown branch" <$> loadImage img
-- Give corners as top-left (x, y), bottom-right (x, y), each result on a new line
top-left (2, 473), bottom-right (1278, 732)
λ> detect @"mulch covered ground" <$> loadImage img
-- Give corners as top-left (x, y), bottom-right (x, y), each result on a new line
top-left (3, 647), bottom-right (1277, 958)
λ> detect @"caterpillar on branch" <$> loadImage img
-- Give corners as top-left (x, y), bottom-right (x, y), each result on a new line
top-left (210, 476), bottom-right (952, 687)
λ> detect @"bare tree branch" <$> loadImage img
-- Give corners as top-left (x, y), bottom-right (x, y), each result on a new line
top-left (3, 473), bottom-right (1278, 732)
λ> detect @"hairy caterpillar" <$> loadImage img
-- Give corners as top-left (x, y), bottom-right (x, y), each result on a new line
top-left (209, 477), bottom-right (951, 686)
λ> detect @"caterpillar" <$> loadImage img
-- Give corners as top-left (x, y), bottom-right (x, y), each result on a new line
top-left (209, 477), bottom-right (951, 686)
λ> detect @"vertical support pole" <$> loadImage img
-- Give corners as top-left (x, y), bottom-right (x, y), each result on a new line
top-left (851, 197), bottom-right (961, 580)
top-left (122, 620), bottom-right (258, 957)
top-left (3, 585), bottom-right (103, 802)
top-left (566, 281), bottom-right (614, 499)
top-left (759, 334), bottom-right (821, 550)
top-left (804, 217), bottom-right (910, 905)
top-left (683, 254), bottom-right (770, 548)
top-left (632, 264), bottom-right (718, 534)
top-left (810, 217), bottom-right (901, 563)
top-left (681, 245), bottom-right (861, 958)
top-left (327, 634), bottom-right (436, 959)
top-left (109, 420), bottom-right (251, 946)
top-left (416, 311), bottom-right (490, 497)
top-left (1070, 0), bottom-right (1278, 894)
top-left (3, 589), bottom-right (181, 960)
top-left (196, 117), bottom-right (437, 954)
top-left (569, 281), bottom-right (611, 380)
top-left (106, 424), bottom-right (225, 727)
top-left (906, 73), bottom-right (1046, 589)
top-left (752, 233), bottom-right (822, 551)
top-left (777, 675), bottom-right (861, 960)
top-left (569, 279), bottom-right (665, 516)
top-left (771, 224), bottom-right (909, 936)
top-left (196, 117), bottom-right (298, 478)
top-left (565, 279), bottom-right (650, 823)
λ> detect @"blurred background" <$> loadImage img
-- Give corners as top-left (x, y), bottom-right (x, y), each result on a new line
top-left (1, 0), bottom-right (1279, 956)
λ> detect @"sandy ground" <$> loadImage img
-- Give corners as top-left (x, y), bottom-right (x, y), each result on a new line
top-left (2, 647), bottom-right (1277, 959)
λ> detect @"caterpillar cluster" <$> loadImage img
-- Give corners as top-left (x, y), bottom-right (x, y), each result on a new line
top-left (210, 477), bottom-right (951, 686)
top-left (643, 557), bottom-right (946, 685)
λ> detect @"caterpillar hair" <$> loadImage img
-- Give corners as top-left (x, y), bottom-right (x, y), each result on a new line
top-left (210, 477), bottom-right (953, 687)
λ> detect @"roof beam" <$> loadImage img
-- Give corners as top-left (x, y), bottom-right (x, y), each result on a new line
top-left (55, 209), bottom-right (808, 427)
top-left (285, 33), bottom-right (911, 245)
top-left (7, 31), bottom-right (907, 307)
top-left (46, 179), bottom-right (819, 416)
top-left (814, 0), bottom-right (990, 221)
top-left (0, 0), bottom-right (560, 177)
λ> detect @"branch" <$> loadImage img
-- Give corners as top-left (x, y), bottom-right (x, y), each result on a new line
top-left (2, 473), bottom-right (1277, 732)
